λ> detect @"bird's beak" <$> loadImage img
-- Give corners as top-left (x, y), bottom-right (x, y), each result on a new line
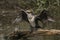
top-left (48, 17), bottom-right (55, 22)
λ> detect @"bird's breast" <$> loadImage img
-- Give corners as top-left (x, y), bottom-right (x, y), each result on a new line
top-left (28, 16), bottom-right (36, 27)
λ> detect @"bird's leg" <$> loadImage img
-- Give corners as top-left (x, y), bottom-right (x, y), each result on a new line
top-left (35, 20), bottom-right (42, 29)
top-left (30, 25), bottom-right (42, 33)
top-left (41, 21), bottom-right (46, 29)
top-left (30, 26), bottom-right (34, 33)
top-left (30, 26), bottom-right (37, 33)
top-left (35, 25), bottom-right (42, 30)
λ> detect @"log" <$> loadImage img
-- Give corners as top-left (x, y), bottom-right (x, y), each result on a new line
top-left (8, 29), bottom-right (60, 37)
top-left (7, 29), bottom-right (60, 40)
top-left (32, 29), bottom-right (60, 35)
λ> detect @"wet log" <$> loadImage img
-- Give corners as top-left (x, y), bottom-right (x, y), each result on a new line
top-left (7, 29), bottom-right (60, 40)
top-left (8, 29), bottom-right (60, 37)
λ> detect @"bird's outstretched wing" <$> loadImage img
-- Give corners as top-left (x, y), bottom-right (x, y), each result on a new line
top-left (12, 15), bottom-right (22, 24)
top-left (36, 10), bottom-right (55, 23)
top-left (12, 10), bottom-right (28, 24)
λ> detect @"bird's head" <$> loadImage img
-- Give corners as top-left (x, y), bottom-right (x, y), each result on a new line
top-left (25, 9), bottom-right (34, 15)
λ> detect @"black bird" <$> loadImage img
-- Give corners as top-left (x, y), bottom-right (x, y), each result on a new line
top-left (12, 9), bottom-right (55, 33)
top-left (12, 9), bottom-right (41, 32)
